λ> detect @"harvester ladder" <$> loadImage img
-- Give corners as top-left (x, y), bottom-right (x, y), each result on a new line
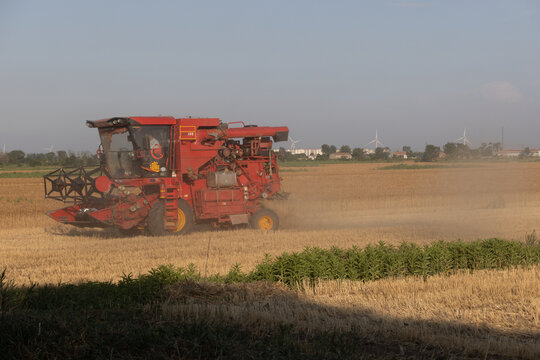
top-left (164, 187), bottom-right (178, 231)
top-left (170, 124), bottom-right (179, 171)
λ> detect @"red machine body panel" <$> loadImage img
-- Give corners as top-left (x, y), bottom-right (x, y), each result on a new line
top-left (130, 116), bottom-right (177, 125)
top-left (44, 116), bottom-right (289, 233)
top-left (195, 188), bottom-right (247, 219)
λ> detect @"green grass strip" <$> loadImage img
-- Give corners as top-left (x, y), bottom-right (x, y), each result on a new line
top-left (280, 168), bottom-right (309, 173)
top-left (0, 171), bottom-right (50, 178)
top-left (278, 159), bottom-right (365, 167)
top-left (378, 164), bottom-right (479, 170)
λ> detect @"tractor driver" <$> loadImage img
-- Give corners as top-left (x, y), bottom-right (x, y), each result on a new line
top-left (148, 133), bottom-right (160, 149)
top-left (142, 133), bottom-right (165, 174)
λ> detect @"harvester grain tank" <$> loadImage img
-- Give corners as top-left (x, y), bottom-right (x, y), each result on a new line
top-left (43, 117), bottom-right (289, 235)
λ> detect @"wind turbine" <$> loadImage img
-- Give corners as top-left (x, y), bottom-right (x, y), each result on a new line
top-left (44, 144), bottom-right (55, 153)
top-left (456, 128), bottom-right (472, 146)
top-left (365, 129), bottom-right (384, 148)
top-left (289, 136), bottom-right (302, 151)
top-left (1, 144), bottom-right (5, 154)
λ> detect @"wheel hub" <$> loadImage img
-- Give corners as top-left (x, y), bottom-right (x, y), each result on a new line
top-left (258, 215), bottom-right (274, 230)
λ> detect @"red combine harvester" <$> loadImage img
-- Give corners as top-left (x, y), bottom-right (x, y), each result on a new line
top-left (44, 117), bottom-right (289, 235)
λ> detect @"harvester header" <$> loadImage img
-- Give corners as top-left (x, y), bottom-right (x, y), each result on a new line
top-left (44, 116), bottom-right (289, 235)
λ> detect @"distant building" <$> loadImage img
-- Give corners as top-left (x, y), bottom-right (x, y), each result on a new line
top-left (329, 152), bottom-right (352, 160)
top-left (286, 148), bottom-right (323, 159)
top-left (392, 151), bottom-right (408, 159)
top-left (496, 149), bottom-right (540, 157)
top-left (498, 149), bottom-right (540, 157)
top-left (498, 149), bottom-right (522, 157)
top-left (363, 149), bottom-right (375, 155)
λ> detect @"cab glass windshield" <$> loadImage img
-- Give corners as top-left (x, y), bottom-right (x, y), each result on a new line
top-left (99, 126), bottom-right (170, 178)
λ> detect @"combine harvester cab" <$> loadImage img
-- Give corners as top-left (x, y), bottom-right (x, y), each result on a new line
top-left (44, 116), bottom-right (289, 235)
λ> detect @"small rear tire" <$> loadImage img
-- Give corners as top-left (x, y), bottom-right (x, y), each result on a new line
top-left (249, 208), bottom-right (279, 231)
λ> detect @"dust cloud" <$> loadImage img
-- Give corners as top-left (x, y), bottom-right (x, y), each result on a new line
top-left (269, 162), bottom-right (540, 243)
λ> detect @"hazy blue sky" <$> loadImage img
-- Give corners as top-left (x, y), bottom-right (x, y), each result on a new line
top-left (1, 0), bottom-right (539, 152)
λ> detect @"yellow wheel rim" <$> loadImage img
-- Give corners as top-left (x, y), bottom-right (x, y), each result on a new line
top-left (175, 209), bottom-right (186, 232)
top-left (258, 215), bottom-right (274, 230)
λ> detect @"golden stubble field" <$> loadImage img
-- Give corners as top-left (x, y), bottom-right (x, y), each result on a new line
top-left (1, 161), bottom-right (540, 357)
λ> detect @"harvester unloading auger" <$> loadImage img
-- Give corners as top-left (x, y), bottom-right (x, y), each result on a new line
top-left (44, 117), bottom-right (289, 235)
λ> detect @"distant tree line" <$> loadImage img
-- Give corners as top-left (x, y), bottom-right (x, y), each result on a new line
top-left (0, 150), bottom-right (99, 167)
top-left (422, 142), bottom-right (507, 162)
top-left (277, 143), bottom-right (422, 162)
top-left (277, 140), bottom-right (529, 163)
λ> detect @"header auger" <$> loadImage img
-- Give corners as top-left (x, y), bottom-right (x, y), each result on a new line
top-left (44, 117), bottom-right (289, 235)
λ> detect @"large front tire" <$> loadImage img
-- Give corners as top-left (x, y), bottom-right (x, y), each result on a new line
top-left (173, 199), bottom-right (194, 234)
top-left (147, 200), bottom-right (166, 236)
top-left (249, 208), bottom-right (279, 230)
top-left (118, 227), bottom-right (141, 237)
top-left (148, 199), bottom-right (194, 236)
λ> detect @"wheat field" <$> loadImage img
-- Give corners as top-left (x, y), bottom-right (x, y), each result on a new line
top-left (1, 161), bottom-right (540, 357)
top-left (2, 161), bottom-right (540, 285)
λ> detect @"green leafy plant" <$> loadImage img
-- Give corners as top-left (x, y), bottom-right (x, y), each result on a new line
top-left (247, 238), bottom-right (540, 286)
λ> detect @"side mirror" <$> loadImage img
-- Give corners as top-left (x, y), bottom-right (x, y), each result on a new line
top-left (96, 144), bottom-right (104, 161)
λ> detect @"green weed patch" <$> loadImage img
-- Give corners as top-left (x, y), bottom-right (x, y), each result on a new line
top-left (2, 239), bottom-right (538, 310)
top-left (249, 238), bottom-right (540, 286)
